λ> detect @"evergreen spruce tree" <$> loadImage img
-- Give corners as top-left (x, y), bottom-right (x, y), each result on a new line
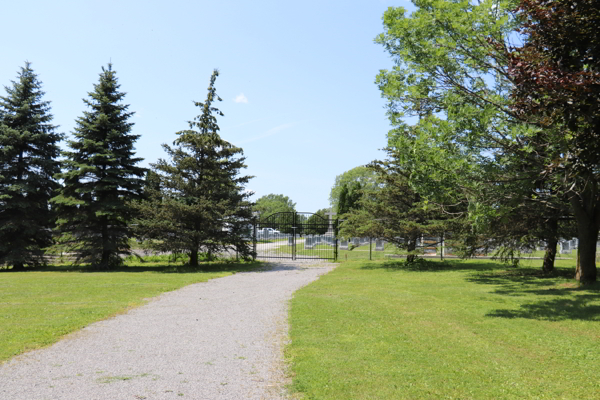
top-left (134, 70), bottom-right (254, 267)
top-left (0, 62), bottom-right (62, 269)
top-left (52, 64), bottom-right (145, 269)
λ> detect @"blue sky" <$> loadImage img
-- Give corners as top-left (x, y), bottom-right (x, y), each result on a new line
top-left (2, 0), bottom-right (416, 212)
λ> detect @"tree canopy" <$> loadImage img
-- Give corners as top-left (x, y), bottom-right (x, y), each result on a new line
top-left (329, 166), bottom-right (377, 213)
top-left (134, 70), bottom-right (254, 266)
top-left (374, 0), bottom-right (596, 276)
top-left (52, 64), bottom-right (145, 269)
top-left (0, 62), bottom-right (62, 269)
top-left (504, 0), bottom-right (600, 281)
top-left (253, 193), bottom-right (296, 218)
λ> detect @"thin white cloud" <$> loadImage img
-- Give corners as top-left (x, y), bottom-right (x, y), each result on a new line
top-left (237, 123), bottom-right (294, 144)
top-left (234, 93), bottom-right (248, 103)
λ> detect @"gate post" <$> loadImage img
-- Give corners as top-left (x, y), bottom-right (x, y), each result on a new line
top-left (252, 218), bottom-right (257, 261)
top-left (292, 212), bottom-right (296, 260)
top-left (334, 219), bottom-right (339, 261)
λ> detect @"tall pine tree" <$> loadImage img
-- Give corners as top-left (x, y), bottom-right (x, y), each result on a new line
top-left (134, 70), bottom-right (254, 266)
top-left (52, 64), bottom-right (145, 269)
top-left (0, 62), bottom-right (62, 270)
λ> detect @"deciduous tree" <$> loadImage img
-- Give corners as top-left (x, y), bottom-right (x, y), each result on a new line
top-left (253, 193), bottom-right (296, 218)
top-left (329, 166), bottom-right (377, 213)
top-left (505, 0), bottom-right (600, 282)
top-left (375, 0), bottom-right (576, 273)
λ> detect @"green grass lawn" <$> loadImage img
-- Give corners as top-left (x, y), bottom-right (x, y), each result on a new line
top-left (0, 257), bottom-right (260, 363)
top-left (287, 257), bottom-right (600, 399)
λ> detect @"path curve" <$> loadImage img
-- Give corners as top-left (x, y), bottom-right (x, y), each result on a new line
top-left (0, 261), bottom-right (335, 400)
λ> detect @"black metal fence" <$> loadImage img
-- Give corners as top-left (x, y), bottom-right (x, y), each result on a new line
top-left (253, 212), bottom-right (337, 261)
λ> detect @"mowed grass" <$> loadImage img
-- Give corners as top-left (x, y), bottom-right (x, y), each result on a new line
top-left (287, 257), bottom-right (600, 399)
top-left (0, 257), bottom-right (260, 363)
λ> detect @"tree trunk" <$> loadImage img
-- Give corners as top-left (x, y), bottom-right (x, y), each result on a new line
top-left (406, 233), bottom-right (418, 263)
top-left (190, 250), bottom-right (198, 267)
top-left (542, 217), bottom-right (559, 273)
top-left (12, 262), bottom-right (25, 271)
top-left (100, 220), bottom-right (110, 269)
top-left (570, 193), bottom-right (599, 283)
top-left (542, 240), bottom-right (557, 273)
top-left (575, 224), bottom-right (598, 283)
top-left (100, 250), bottom-right (111, 270)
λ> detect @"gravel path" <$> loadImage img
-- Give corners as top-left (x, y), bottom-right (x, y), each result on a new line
top-left (0, 260), bottom-right (335, 400)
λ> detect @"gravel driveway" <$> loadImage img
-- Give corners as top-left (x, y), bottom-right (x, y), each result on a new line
top-left (0, 260), bottom-right (335, 400)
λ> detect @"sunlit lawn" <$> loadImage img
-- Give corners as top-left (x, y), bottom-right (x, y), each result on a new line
top-left (0, 257), bottom-right (260, 363)
top-left (287, 257), bottom-right (600, 399)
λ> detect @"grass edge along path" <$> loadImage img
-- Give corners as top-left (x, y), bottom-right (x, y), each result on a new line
top-left (0, 257), bottom-right (261, 363)
top-left (286, 258), bottom-right (600, 400)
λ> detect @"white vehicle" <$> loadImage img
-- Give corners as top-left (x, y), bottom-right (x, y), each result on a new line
top-left (258, 227), bottom-right (281, 235)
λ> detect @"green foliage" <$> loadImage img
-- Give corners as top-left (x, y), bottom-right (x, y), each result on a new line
top-left (0, 62), bottom-right (62, 269)
top-left (338, 180), bottom-right (363, 215)
top-left (505, 0), bottom-right (600, 282)
top-left (303, 208), bottom-right (331, 235)
top-left (374, 0), bottom-right (582, 273)
top-left (52, 64), bottom-right (145, 269)
top-left (329, 166), bottom-right (376, 212)
top-left (252, 193), bottom-right (295, 218)
top-left (340, 148), bottom-right (459, 262)
top-left (134, 70), bottom-right (254, 267)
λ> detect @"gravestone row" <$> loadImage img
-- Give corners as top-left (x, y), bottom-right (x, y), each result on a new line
top-left (303, 235), bottom-right (336, 250)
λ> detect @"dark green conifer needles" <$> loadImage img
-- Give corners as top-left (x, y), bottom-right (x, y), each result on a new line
top-left (134, 70), bottom-right (254, 266)
top-left (52, 64), bottom-right (145, 269)
top-left (0, 63), bottom-right (62, 269)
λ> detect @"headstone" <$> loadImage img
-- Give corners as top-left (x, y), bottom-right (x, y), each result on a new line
top-left (340, 240), bottom-right (348, 250)
top-left (305, 236), bottom-right (314, 250)
top-left (423, 236), bottom-right (438, 255)
top-left (560, 241), bottom-right (571, 254)
top-left (288, 237), bottom-right (293, 246)
top-left (444, 247), bottom-right (456, 257)
top-left (536, 242), bottom-right (546, 251)
top-left (353, 237), bottom-right (360, 247)
top-left (424, 247), bottom-right (436, 255)
top-left (375, 239), bottom-right (384, 251)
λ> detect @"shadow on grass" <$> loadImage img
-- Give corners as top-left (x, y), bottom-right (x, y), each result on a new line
top-left (467, 268), bottom-right (576, 293)
top-left (357, 258), bottom-right (600, 321)
top-left (0, 260), bottom-right (263, 274)
top-left (466, 268), bottom-right (600, 321)
top-left (359, 258), bottom-right (501, 272)
top-left (486, 294), bottom-right (600, 321)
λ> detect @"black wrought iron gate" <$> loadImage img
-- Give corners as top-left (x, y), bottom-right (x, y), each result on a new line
top-left (253, 212), bottom-right (337, 261)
